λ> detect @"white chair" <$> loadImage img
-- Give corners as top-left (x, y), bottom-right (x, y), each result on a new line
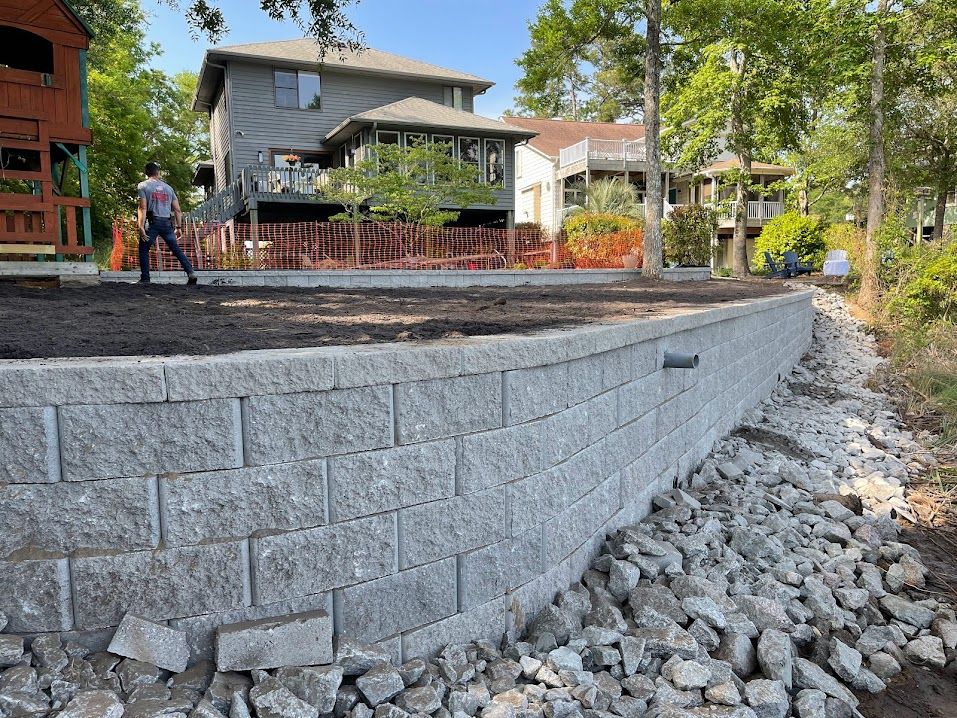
top-left (823, 249), bottom-right (850, 277)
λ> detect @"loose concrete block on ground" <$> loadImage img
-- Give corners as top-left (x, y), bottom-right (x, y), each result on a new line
top-left (215, 609), bottom-right (333, 671)
top-left (329, 441), bottom-right (455, 522)
top-left (253, 513), bottom-right (397, 604)
top-left (395, 373), bottom-right (502, 443)
top-left (71, 541), bottom-right (249, 629)
top-left (243, 386), bottom-right (394, 465)
top-left (0, 476), bottom-right (159, 558)
top-left (399, 487), bottom-right (506, 568)
top-left (335, 559), bottom-right (457, 644)
top-left (58, 399), bottom-right (242, 481)
top-left (0, 406), bottom-right (59, 483)
top-left (108, 613), bottom-right (190, 672)
top-left (161, 460), bottom-right (327, 547)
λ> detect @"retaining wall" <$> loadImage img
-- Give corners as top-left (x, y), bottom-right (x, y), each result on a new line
top-left (0, 289), bottom-right (813, 664)
top-left (98, 266), bottom-right (711, 288)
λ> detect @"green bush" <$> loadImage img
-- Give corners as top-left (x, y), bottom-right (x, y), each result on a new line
top-left (662, 205), bottom-right (717, 267)
top-left (752, 211), bottom-right (828, 271)
top-left (886, 240), bottom-right (957, 322)
top-left (563, 212), bottom-right (643, 240)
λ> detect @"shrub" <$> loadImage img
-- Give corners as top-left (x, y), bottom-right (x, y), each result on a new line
top-left (563, 212), bottom-right (643, 240)
top-left (580, 178), bottom-right (644, 217)
top-left (662, 205), bottom-right (717, 267)
top-left (886, 241), bottom-right (957, 323)
top-left (565, 228), bottom-right (644, 268)
top-left (752, 211), bottom-right (828, 272)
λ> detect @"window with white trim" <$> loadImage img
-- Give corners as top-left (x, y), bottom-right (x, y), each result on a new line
top-left (458, 137), bottom-right (481, 181)
top-left (485, 139), bottom-right (505, 187)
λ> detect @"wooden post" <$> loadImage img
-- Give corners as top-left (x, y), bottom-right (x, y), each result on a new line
top-left (249, 201), bottom-right (260, 269)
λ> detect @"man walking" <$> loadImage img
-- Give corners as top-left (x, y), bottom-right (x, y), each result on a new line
top-left (137, 162), bottom-right (197, 284)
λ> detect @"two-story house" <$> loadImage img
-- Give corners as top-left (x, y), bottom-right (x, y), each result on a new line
top-left (504, 117), bottom-right (792, 268)
top-left (190, 40), bottom-right (536, 230)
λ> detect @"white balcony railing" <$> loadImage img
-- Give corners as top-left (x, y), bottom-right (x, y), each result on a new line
top-left (559, 138), bottom-right (646, 168)
top-left (717, 201), bottom-right (784, 222)
top-left (245, 165), bottom-right (333, 197)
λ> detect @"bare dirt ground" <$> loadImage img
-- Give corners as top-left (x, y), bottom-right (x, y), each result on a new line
top-left (0, 278), bottom-right (788, 359)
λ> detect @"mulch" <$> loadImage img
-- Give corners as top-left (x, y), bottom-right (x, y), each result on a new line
top-left (0, 277), bottom-right (790, 359)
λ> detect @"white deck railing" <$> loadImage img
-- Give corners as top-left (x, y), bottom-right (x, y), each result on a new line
top-left (559, 138), bottom-right (647, 168)
top-left (717, 201), bottom-right (784, 221)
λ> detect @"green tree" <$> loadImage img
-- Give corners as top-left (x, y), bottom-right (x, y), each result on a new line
top-left (326, 142), bottom-right (496, 227)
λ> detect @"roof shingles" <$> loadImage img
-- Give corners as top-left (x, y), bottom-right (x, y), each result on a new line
top-left (502, 117), bottom-right (645, 158)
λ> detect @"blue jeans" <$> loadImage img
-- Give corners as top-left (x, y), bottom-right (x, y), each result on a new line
top-left (140, 218), bottom-right (194, 281)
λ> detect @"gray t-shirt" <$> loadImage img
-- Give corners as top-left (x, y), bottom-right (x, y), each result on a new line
top-left (137, 178), bottom-right (177, 219)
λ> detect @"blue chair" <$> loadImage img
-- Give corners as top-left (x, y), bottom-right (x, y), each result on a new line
top-left (783, 251), bottom-right (813, 276)
top-left (763, 251), bottom-right (790, 278)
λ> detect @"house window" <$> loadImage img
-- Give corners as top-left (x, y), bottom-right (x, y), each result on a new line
top-left (404, 132), bottom-right (427, 148)
top-left (432, 134), bottom-right (455, 157)
top-left (270, 151), bottom-right (332, 169)
top-left (274, 70), bottom-right (321, 109)
top-left (376, 131), bottom-right (400, 145)
top-left (458, 137), bottom-right (481, 180)
top-left (223, 151), bottom-right (232, 184)
top-left (443, 86), bottom-right (463, 110)
top-left (485, 139), bottom-right (505, 188)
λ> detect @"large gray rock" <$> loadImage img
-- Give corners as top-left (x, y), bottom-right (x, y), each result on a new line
top-left (109, 614), bottom-right (190, 672)
top-left (0, 635), bottom-right (23, 667)
top-left (715, 634), bottom-right (756, 678)
top-left (216, 610), bottom-right (332, 671)
top-left (733, 596), bottom-right (794, 634)
top-left (274, 666), bottom-right (343, 712)
top-left (879, 595), bottom-right (936, 629)
top-left (680, 597), bottom-right (726, 630)
top-left (855, 625), bottom-right (906, 656)
top-left (631, 625), bottom-right (697, 660)
top-left (756, 630), bottom-right (792, 691)
top-left (355, 664), bottom-right (405, 706)
top-left (669, 661), bottom-right (710, 690)
top-left (528, 605), bottom-right (582, 645)
top-left (792, 689), bottom-right (826, 718)
top-left (250, 676), bottom-right (320, 718)
top-left (58, 690), bottom-right (125, 718)
top-left (827, 639), bottom-right (862, 682)
top-left (334, 637), bottom-right (393, 676)
top-left (904, 636), bottom-right (947, 668)
top-left (743, 679), bottom-right (788, 718)
top-left (791, 659), bottom-right (858, 707)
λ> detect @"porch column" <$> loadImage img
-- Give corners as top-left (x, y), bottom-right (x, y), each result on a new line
top-left (664, 172), bottom-right (670, 204)
top-left (249, 201), bottom-right (260, 268)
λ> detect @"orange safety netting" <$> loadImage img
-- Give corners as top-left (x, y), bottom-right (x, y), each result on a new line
top-left (110, 220), bottom-right (633, 272)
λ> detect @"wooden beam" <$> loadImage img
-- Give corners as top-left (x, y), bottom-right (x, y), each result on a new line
top-left (0, 244), bottom-right (56, 254)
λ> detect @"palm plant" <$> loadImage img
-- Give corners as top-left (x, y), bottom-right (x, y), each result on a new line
top-left (569, 177), bottom-right (644, 218)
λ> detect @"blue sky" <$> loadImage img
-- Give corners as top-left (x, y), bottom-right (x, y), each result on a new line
top-left (144, 0), bottom-right (542, 118)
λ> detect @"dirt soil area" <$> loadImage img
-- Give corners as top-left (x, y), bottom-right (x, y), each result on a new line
top-left (0, 278), bottom-right (789, 359)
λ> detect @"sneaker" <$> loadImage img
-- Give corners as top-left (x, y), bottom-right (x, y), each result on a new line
top-left (187, 274), bottom-right (198, 286)
top-left (137, 279), bottom-right (151, 284)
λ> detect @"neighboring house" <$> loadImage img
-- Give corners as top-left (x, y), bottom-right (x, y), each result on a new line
top-left (190, 40), bottom-right (536, 229)
top-left (907, 187), bottom-right (957, 239)
top-left (504, 117), bottom-right (793, 268)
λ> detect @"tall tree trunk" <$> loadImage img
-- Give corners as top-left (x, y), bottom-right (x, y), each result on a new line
top-left (933, 184), bottom-right (947, 242)
top-left (859, 0), bottom-right (889, 309)
top-left (733, 151), bottom-right (752, 276)
top-left (642, 0), bottom-right (664, 279)
top-left (798, 184), bottom-right (810, 216)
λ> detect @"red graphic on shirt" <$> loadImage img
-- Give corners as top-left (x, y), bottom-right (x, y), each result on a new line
top-left (151, 190), bottom-right (170, 203)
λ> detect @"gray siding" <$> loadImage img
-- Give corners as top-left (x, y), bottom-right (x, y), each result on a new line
top-left (210, 85), bottom-right (230, 190)
top-left (227, 62), bottom-right (474, 170)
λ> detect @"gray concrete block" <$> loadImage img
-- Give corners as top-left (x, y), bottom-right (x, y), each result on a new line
top-left (458, 529), bottom-right (543, 611)
top-left (541, 391), bottom-right (617, 465)
top-left (542, 476), bottom-right (620, 566)
top-left (71, 541), bottom-right (249, 629)
top-left (503, 363), bottom-right (568, 425)
top-left (107, 614), bottom-right (190, 672)
top-left (244, 387), bottom-right (393, 465)
top-left (399, 487), bottom-right (506, 568)
top-left (0, 559), bottom-right (72, 632)
top-left (170, 593), bottom-right (330, 661)
top-left (336, 559), bottom-right (456, 644)
top-left (457, 422), bottom-right (543, 494)
top-left (165, 350), bottom-right (335, 400)
top-left (0, 477), bottom-right (159, 558)
top-left (0, 407), bottom-right (59, 483)
top-left (335, 345), bottom-right (461, 389)
top-left (395, 373), bottom-right (502, 444)
top-left (604, 410), bottom-right (657, 475)
top-left (161, 460), bottom-right (327, 547)
top-left (0, 359), bottom-right (168, 409)
top-left (632, 341), bottom-right (659, 380)
top-left (617, 371), bottom-right (684, 426)
top-left (566, 353), bottom-right (605, 407)
top-left (216, 609), bottom-right (333, 671)
top-left (58, 399), bottom-right (242, 481)
top-left (601, 346), bottom-right (637, 391)
top-left (330, 441), bottom-right (455, 522)
top-left (401, 596), bottom-right (506, 660)
top-left (507, 562), bottom-right (571, 638)
top-left (253, 514), bottom-right (396, 604)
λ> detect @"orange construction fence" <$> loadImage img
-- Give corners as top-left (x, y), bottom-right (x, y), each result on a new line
top-left (111, 220), bottom-right (636, 272)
